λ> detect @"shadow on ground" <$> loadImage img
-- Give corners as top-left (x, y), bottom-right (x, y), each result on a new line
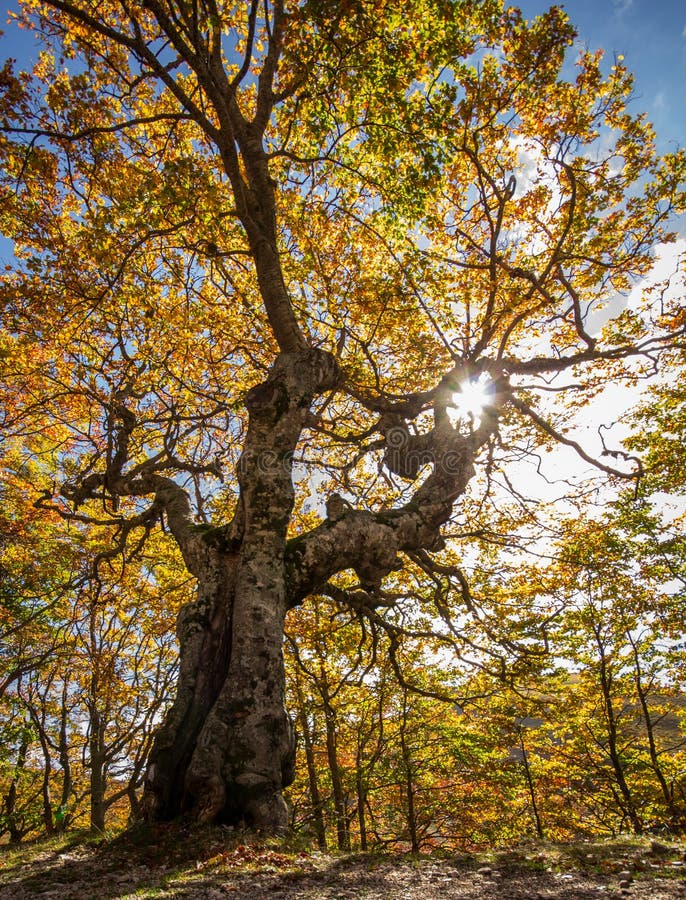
top-left (2, 827), bottom-right (686, 899)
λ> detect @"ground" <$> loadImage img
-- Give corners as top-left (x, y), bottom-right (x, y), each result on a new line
top-left (1, 827), bottom-right (685, 899)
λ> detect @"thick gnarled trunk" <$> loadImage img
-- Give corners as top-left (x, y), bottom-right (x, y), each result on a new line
top-left (183, 563), bottom-right (295, 829)
top-left (144, 556), bottom-right (296, 829)
top-left (140, 557), bottom-right (237, 822)
top-left (143, 350), bottom-right (339, 830)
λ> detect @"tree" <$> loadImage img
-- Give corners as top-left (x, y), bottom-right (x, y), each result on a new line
top-left (1, 0), bottom-right (684, 834)
top-left (66, 551), bottom-right (183, 833)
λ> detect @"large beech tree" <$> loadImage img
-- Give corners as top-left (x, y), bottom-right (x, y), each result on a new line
top-left (1, 0), bottom-right (684, 832)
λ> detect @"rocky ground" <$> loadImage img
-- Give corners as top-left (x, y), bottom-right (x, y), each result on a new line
top-left (1, 826), bottom-right (685, 899)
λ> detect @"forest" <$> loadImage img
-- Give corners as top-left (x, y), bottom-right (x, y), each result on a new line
top-left (0, 0), bottom-right (685, 855)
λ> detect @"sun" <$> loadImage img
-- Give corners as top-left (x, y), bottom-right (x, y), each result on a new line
top-left (447, 375), bottom-right (493, 428)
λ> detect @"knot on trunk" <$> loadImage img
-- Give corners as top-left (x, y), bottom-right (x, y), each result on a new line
top-left (246, 349), bottom-right (340, 421)
top-left (245, 378), bottom-right (289, 421)
top-left (276, 347), bottom-right (340, 396)
top-left (302, 347), bottom-right (341, 393)
top-left (381, 415), bottom-right (433, 481)
top-left (353, 520), bottom-right (402, 592)
top-left (325, 492), bottom-right (350, 521)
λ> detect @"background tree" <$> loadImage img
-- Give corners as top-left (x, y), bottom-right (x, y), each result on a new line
top-left (1, 0), bottom-right (684, 835)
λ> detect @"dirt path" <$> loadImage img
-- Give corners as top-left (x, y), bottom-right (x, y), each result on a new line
top-left (2, 829), bottom-right (685, 899)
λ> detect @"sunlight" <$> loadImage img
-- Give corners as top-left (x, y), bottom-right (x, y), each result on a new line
top-left (447, 375), bottom-right (493, 429)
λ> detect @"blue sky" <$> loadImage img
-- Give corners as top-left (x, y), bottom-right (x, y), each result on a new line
top-left (518, 0), bottom-right (686, 149)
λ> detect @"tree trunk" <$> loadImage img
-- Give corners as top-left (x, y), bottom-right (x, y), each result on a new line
top-left (26, 700), bottom-right (53, 836)
top-left (399, 694), bottom-right (420, 853)
top-left (56, 681), bottom-right (72, 832)
top-left (518, 729), bottom-right (544, 839)
top-left (322, 696), bottom-right (350, 851)
top-left (294, 673), bottom-right (327, 849)
top-left (628, 633), bottom-right (685, 830)
top-left (142, 528), bottom-right (298, 829)
top-left (143, 350), bottom-right (339, 831)
top-left (355, 764), bottom-right (368, 851)
top-left (4, 725), bottom-right (30, 844)
top-left (89, 709), bottom-right (106, 833)
top-left (594, 628), bottom-right (643, 835)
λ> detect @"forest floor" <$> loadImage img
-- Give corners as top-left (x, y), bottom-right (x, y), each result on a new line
top-left (1, 825), bottom-right (685, 900)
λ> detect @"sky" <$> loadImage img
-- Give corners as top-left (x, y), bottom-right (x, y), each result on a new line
top-left (518, 0), bottom-right (686, 150)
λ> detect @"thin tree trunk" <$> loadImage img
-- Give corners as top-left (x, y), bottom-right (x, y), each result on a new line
top-left (320, 678), bottom-right (350, 851)
top-left (594, 626), bottom-right (643, 834)
top-left (294, 674), bottom-right (327, 849)
top-left (4, 726), bottom-right (30, 844)
top-left (399, 693), bottom-right (419, 853)
top-left (89, 709), bottom-right (106, 833)
top-left (628, 633), bottom-right (684, 829)
top-left (56, 681), bottom-right (72, 832)
top-left (26, 701), bottom-right (53, 835)
top-left (355, 763), bottom-right (368, 851)
top-left (518, 729), bottom-right (544, 839)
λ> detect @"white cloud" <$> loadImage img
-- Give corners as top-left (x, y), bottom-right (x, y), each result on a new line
top-left (613, 0), bottom-right (634, 15)
top-left (627, 238), bottom-right (686, 315)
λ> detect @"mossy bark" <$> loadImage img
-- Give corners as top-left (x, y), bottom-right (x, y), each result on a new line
top-left (142, 350), bottom-right (338, 830)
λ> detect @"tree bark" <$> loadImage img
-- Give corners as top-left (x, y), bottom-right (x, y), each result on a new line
top-left (56, 681), bottom-right (73, 832)
top-left (628, 633), bottom-right (685, 830)
top-left (143, 349), bottom-right (339, 830)
top-left (4, 725), bottom-right (30, 844)
top-left (24, 697), bottom-right (53, 835)
top-left (399, 692), bottom-right (420, 853)
top-left (89, 715), bottom-right (106, 834)
top-left (294, 671), bottom-right (327, 849)
top-left (594, 625), bottom-right (643, 835)
top-left (320, 679), bottom-right (350, 851)
top-left (518, 729), bottom-right (544, 839)
top-left (355, 763), bottom-right (368, 851)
